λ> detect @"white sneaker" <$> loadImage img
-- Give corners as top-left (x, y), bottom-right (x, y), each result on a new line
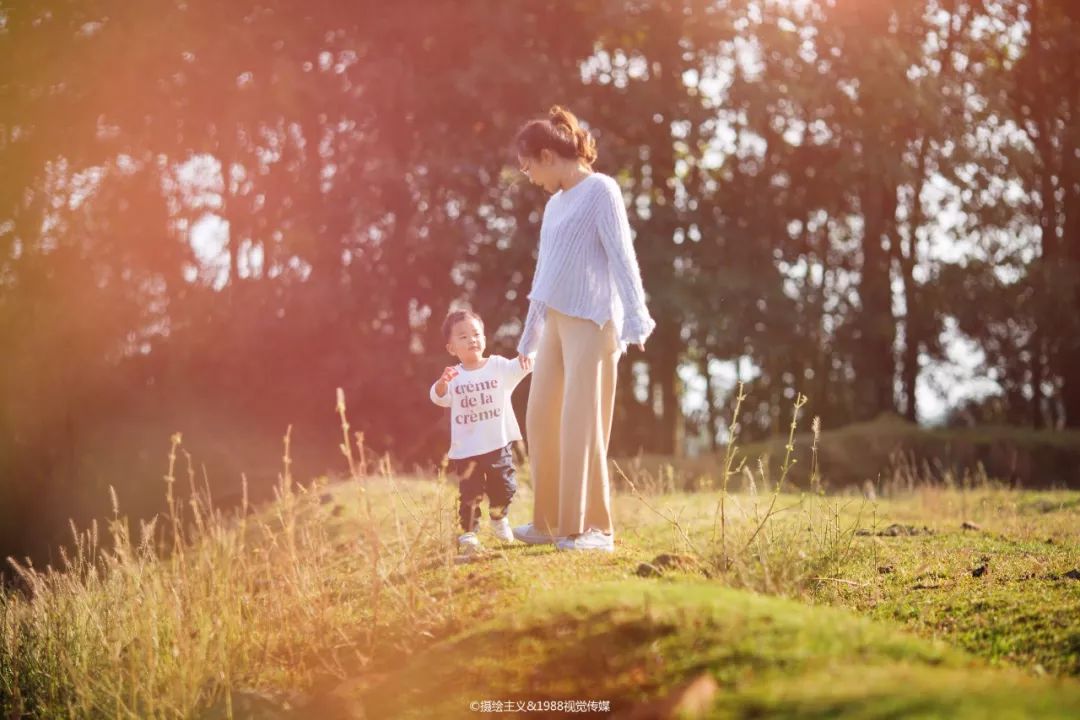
top-left (512, 523), bottom-right (559, 545)
top-left (490, 517), bottom-right (514, 542)
top-left (556, 529), bottom-right (614, 552)
top-left (458, 532), bottom-right (482, 555)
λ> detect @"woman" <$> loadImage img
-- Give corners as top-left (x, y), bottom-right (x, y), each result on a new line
top-left (511, 106), bottom-right (656, 552)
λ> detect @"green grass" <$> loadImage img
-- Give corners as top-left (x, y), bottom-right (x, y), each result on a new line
top-left (805, 488), bottom-right (1080, 677)
top-left (2, 399), bottom-right (1080, 718)
top-left (355, 580), bottom-right (1080, 719)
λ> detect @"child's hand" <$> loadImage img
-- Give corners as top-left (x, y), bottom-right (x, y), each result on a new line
top-left (517, 354), bottom-right (533, 373)
top-left (435, 366), bottom-right (459, 397)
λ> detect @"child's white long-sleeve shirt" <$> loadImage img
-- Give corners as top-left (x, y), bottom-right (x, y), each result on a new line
top-left (429, 355), bottom-right (530, 459)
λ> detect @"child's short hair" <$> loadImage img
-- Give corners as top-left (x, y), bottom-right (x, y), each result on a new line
top-left (442, 309), bottom-right (484, 341)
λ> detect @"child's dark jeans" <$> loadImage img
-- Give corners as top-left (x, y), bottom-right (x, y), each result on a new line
top-left (450, 443), bottom-right (517, 533)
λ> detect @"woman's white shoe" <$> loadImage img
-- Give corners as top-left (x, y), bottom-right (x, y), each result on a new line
top-left (556, 528), bottom-right (614, 552)
top-left (512, 523), bottom-right (560, 545)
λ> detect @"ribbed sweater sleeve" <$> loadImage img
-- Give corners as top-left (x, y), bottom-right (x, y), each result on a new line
top-left (516, 299), bottom-right (547, 357)
top-left (596, 178), bottom-right (656, 344)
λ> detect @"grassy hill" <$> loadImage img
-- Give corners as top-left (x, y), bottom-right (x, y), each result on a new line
top-left (2, 445), bottom-right (1079, 718)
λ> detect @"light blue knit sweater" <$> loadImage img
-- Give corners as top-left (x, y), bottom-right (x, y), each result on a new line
top-left (517, 173), bottom-right (656, 356)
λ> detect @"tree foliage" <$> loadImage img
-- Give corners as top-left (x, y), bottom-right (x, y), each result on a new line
top-left (0, 0), bottom-right (1075, 558)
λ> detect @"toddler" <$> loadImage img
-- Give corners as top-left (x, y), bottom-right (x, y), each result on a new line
top-left (430, 309), bottom-right (532, 555)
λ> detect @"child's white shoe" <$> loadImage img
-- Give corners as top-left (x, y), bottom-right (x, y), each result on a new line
top-left (490, 516), bottom-right (514, 542)
top-left (458, 531), bottom-right (482, 555)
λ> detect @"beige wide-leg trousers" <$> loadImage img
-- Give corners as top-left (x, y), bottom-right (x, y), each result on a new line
top-left (526, 308), bottom-right (619, 537)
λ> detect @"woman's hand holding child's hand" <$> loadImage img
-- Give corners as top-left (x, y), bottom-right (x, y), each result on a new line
top-left (435, 366), bottom-right (459, 397)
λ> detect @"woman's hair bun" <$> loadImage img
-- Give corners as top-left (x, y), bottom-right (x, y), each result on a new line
top-left (549, 106), bottom-right (597, 167)
top-left (516, 105), bottom-right (598, 167)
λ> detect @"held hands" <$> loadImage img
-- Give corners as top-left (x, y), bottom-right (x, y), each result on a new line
top-left (434, 366), bottom-right (459, 396)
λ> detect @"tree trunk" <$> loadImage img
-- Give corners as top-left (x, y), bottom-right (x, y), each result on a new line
top-left (1031, 329), bottom-right (1045, 429)
top-left (651, 321), bottom-right (681, 456)
top-left (1057, 17), bottom-right (1080, 426)
top-left (854, 179), bottom-right (899, 420)
top-left (896, 139), bottom-right (931, 423)
top-left (612, 358), bottom-right (639, 455)
top-left (701, 351), bottom-right (719, 452)
top-left (1023, 0), bottom-right (1058, 427)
